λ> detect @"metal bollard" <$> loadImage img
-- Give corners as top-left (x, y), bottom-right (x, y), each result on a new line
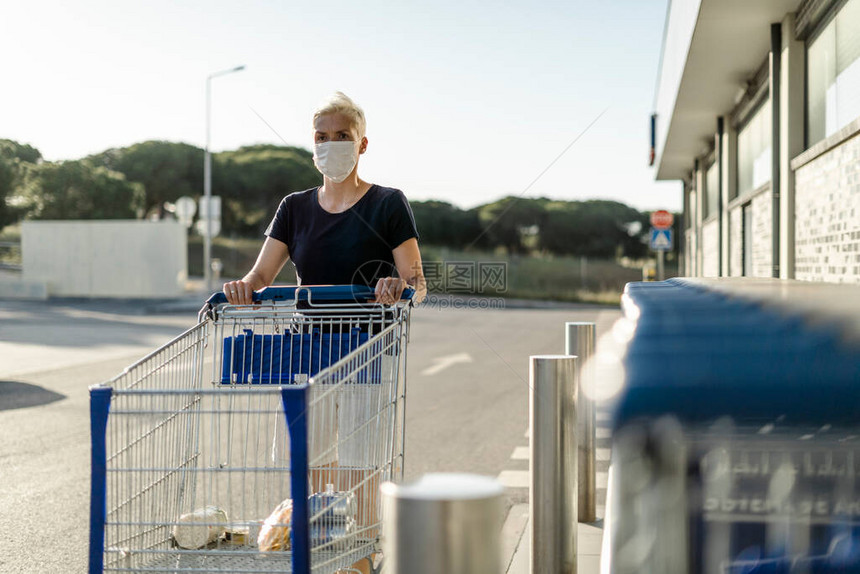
top-left (380, 473), bottom-right (504, 574)
top-left (565, 322), bottom-right (596, 523)
top-left (530, 355), bottom-right (578, 574)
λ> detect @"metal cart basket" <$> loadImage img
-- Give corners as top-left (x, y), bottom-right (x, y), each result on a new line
top-left (88, 285), bottom-right (413, 574)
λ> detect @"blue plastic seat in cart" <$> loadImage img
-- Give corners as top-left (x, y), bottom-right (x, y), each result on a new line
top-left (220, 328), bottom-right (379, 384)
top-left (605, 279), bottom-right (860, 574)
top-left (214, 285), bottom-right (403, 386)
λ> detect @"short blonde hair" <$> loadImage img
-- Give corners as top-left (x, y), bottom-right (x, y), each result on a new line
top-left (313, 92), bottom-right (367, 139)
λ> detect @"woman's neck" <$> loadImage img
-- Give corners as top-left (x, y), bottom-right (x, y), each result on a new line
top-left (319, 175), bottom-right (371, 213)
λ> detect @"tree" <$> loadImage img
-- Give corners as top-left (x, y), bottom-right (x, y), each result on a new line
top-left (6, 137), bottom-right (661, 259)
top-left (539, 199), bottom-right (649, 258)
top-left (539, 202), bottom-right (583, 255)
top-left (409, 196), bottom-right (652, 257)
top-left (0, 156), bottom-right (21, 231)
top-left (0, 139), bottom-right (43, 231)
top-left (410, 200), bottom-right (485, 249)
top-left (88, 142), bottom-right (320, 236)
top-left (19, 160), bottom-right (145, 220)
top-left (0, 139), bottom-right (41, 164)
top-left (87, 141), bottom-right (204, 215)
top-left (477, 196), bottom-right (549, 254)
top-left (214, 145), bottom-right (320, 235)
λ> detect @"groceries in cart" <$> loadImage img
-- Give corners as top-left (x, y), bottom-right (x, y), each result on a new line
top-left (309, 485), bottom-right (358, 552)
top-left (258, 498), bottom-right (294, 551)
top-left (172, 506), bottom-right (229, 549)
top-left (256, 487), bottom-right (357, 553)
top-left (165, 486), bottom-right (358, 554)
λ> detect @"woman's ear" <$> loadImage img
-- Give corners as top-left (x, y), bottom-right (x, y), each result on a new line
top-left (359, 137), bottom-right (368, 154)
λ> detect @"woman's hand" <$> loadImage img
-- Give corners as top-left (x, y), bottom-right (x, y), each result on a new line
top-left (223, 279), bottom-right (255, 305)
top-left (374, 277), bottom-right (408, 305)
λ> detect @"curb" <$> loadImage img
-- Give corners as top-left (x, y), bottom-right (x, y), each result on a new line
top-left (501, 503), bottom-right (529, 574)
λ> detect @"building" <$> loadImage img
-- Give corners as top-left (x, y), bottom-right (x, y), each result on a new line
top-left (652, 0), bottom-right (860, 282)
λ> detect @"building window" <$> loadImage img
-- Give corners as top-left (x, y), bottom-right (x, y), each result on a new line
top-left (704, 159), bottom-right (719, 219)
top-left (807, 0), bottom-right (860, 146)
top-left (737, 99), bottom-right (772, 197)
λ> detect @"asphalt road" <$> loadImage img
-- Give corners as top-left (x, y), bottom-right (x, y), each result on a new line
top-left (0, 296), bottom-right (619, 574)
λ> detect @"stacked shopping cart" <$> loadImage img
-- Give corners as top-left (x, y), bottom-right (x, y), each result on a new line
top-left (88, 286), bottom-right (412, 574)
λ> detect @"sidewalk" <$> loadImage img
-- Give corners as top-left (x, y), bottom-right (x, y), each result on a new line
top-left (501, 401), bottom-right (613, 574)
top-left (503, 505), bottom-right (604, 573)
top-left (502, 504), bottom-right (603, 574)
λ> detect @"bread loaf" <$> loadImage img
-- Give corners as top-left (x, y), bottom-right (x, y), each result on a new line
top-left (257, 499), bottom-right (293, 551)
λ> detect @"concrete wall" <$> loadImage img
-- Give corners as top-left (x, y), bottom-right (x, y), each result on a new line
top-left (22, 220), bottom-right (187, 298)
top-left (794, 131), bottom-right (860, 283)
top-left (751, 191), bottom-right (773, 278)
top-left (701, 219), bottom-right (720, 277)
top-left (728, 206), bottom-right (743, 276)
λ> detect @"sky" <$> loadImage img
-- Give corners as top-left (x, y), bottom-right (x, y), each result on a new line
top-left (1, 0), bottom-right (682, 212)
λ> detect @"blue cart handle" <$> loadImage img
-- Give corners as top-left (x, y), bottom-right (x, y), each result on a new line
top-left (204, 284), bottom-right (415, 307)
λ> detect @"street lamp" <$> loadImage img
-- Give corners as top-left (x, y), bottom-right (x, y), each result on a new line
top-left (204, 64), bottom-right (245, 293)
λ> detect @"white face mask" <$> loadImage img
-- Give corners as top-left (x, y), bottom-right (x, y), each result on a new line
top-left (313, 141), bottom-right (358, 183)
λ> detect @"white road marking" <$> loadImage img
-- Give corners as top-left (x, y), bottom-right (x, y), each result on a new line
top-left (596, 427), bottom-right (612, 439)
top-left (420, 352), bottom-right (473, 376)
top-left (498, 470), bottom-right (530, 489)
top-left (597, 448), bottom-right (611, 461)
top-left (511, 446), bottom-right (529, 460)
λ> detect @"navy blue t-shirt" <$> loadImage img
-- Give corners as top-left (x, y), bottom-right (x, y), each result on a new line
top-left (264, 185), bottom-right (419, 287)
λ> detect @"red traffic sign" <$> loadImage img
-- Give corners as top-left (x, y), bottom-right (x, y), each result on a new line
top-left (650, 210), bottom-right (674, 230)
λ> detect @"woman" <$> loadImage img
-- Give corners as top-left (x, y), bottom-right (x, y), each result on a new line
top-left (222, 91), bottom-right (426, 305)
top-left (223, 92), bottom-right (424, 574)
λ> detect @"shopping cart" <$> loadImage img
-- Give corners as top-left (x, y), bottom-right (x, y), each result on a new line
top-left (604, 279), bottom-right (860, 574)
top-left (88, 285), bottom-right (413, 574)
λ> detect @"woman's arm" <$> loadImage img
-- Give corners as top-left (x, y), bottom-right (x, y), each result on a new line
top-left (375, 238), bottom-right (426, 305)
top-left (223, 237), bottom-right (290, 304)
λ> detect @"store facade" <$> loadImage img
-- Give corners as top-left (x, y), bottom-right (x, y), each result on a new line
top-left (653, 0), bottom-right (860, 282)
